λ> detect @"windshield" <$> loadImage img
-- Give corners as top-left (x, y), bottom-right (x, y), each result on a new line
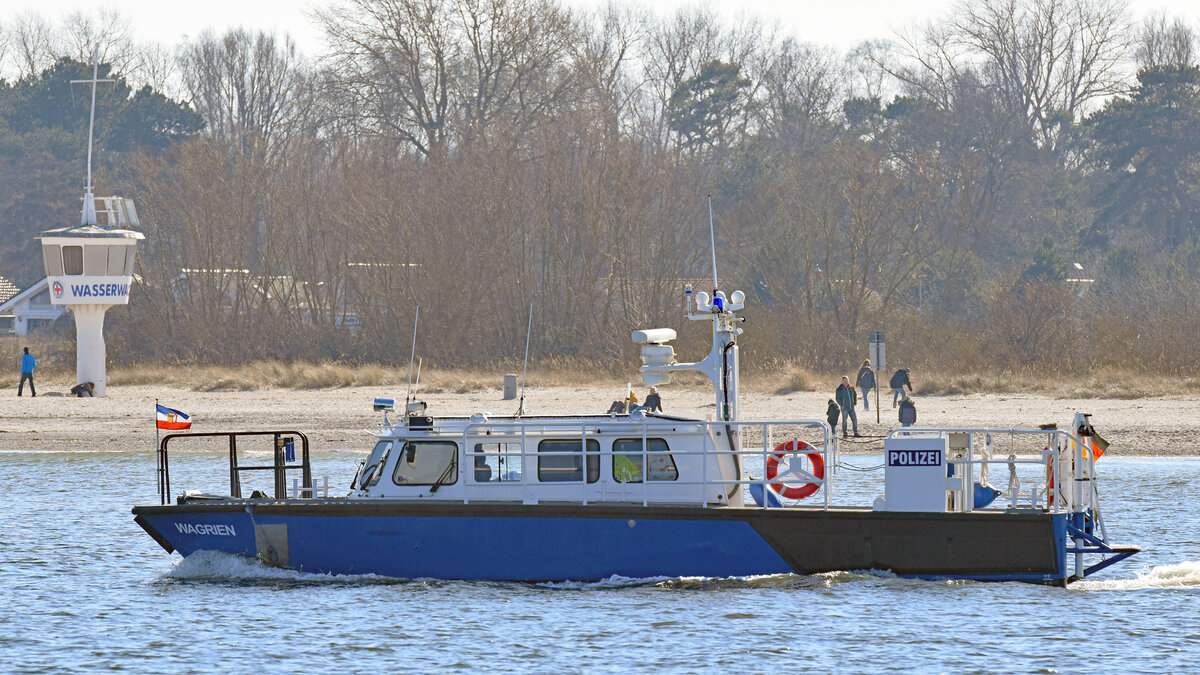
top-left (361, 440), bottom-right (393, 488)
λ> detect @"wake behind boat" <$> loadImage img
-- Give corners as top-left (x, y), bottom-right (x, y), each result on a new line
top-left (132, 282), bottom-right (1138, 585)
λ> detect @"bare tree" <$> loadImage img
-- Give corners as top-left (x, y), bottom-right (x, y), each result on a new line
top-left (845, 39), bottom-right (897, 103)
top-left (178, 29), bottom-right (306, 155)
top-left (7, 11), bottom-right (54, 78)
top-left (58, 9), bottom-right (140, 75)
top-left (453, 0), bottom-right (579, 145)
top-left (129, 42), bottom-right (182, 98)
top-left (572, 4), bottom-right (647, 137)
top-left (758, 39), bottom-right (841, 150)
top-left (877, 23), bottom-right (970, 111)
top-left (952, 0), bottom-right (1132, 147)
top-left (1135, 13), bottom-right (1197, 69)
top-left (318, 0), bottom-right (457, 158)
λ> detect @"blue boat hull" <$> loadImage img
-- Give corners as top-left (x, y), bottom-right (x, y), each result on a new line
top-left (133, 501), bottom-right (1070, 584)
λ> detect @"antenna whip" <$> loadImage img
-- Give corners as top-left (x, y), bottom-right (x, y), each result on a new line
top-left (405, 305), bottom-right (419, 407)
top-left (707, 194), bottom-right (719, 292)
top-left (516, 304), bottom-right (533, 416)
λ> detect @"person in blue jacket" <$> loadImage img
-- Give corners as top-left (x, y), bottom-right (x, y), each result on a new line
top-left (18, 347), bottom-right (36, 397)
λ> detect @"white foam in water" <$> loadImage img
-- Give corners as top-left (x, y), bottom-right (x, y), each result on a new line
top-left (1072, 559), bottom-right (1200, 591)
top-left (539, 574), bottom-right (673, 589)
top-left (164, 550), bottom-right (393, 583)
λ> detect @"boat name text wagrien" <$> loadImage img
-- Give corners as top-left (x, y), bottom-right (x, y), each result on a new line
top-left (887, 450), bottom-right (942, 467)
top-left (175, 523), bottom-right (237, 536)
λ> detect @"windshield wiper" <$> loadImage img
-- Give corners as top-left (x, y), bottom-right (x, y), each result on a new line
top-left (428, 456), bottom-right (458, 494)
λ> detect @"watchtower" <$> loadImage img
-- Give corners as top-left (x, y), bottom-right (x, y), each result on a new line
top-left (34, 57), bottom-right (144, 396)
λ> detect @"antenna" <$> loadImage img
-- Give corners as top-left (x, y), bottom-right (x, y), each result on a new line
top-left (404, 305), bottom-right (419, 407)
top-left (412, 357), bottom-right (423, 398)
top-left (516, 304), bottom-right (533, 417)
top-left (70, 48), bottom-right (115, 227)
top-left (707, 195), bottom-right (719, 294)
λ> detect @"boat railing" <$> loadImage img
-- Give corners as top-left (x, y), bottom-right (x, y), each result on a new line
top-left (157, 430), bottom-right (312, 505)
top-left (458, 417), bottom-right (836, 508)
top-left (885, 426), bottom-right (1099, 515)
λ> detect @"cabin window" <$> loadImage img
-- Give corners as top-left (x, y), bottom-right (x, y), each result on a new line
top-left (360, 440), bottom-right (393, 488)
top-left (43, 245), bottom-right (63, 276)
top-left (83, 245), bottom-right (107, 275)
top-left (62, 246), bottom-right (84, 275)
top-left (537, 439), bottom-right (600, 483)
top-left (612, 438), bottom-right (679, 483)
top-left (473, 442), bottom-right (523, 482)
top-left (392, 441), bottom-right (458, 486)
top-left (107, 246), bottom-right (129, 276)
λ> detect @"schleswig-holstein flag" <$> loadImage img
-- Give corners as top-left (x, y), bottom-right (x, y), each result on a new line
top-left (156, 404), bottom-right (192, 430)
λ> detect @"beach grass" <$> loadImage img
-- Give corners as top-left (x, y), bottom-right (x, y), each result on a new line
top-left (3, 331), bottom-right (1191, 398)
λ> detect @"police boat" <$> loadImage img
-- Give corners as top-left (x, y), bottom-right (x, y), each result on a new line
top-left (132, 286), bottom-right (1139, 585)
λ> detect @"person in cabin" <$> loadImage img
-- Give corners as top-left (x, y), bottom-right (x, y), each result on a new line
top-left (644, 387), bottom-right (662, 412)
top-left (899, 395), bottom-right (917, 427)
top-left (890, 367), bottom-right (913, 407)
top-left (855, 359), bottom-right (874, 410)
top-left (835, 376), bottom-right (860, 438)
top-left (18, 347), bottom-right (36, 397)
top-left (474, 453), bottom-right (493, 482)
top-left (826, 399), bottom-right (840, 431)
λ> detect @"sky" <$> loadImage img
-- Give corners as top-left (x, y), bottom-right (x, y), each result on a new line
top-left (5, 0), bottom-right (1200, 58)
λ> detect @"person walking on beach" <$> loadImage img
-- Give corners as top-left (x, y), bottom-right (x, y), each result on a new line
top-left (18, 347), bottom-right (36, 397)
top-left (890, 368), bottom-right (913, 407)
top-left (856, 359), bottom-right (874, 411)
top-left (826, 399), bottom-right (840, 431)
top-left (835, 376), bottom-right (859, 438)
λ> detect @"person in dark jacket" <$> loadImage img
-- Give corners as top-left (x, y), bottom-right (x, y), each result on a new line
top-left (826, 399), bottom-right (840, 430)
top-left (643, 387), bottom-right (663, 412)
top-left (855, 359), bottom-right (875, 410)
top-left (899, 396), bottom-right (917, 427)
top-left (835, 376), bottom-right (859, 437)
top-left (890, 368), bottom-right (913, 407)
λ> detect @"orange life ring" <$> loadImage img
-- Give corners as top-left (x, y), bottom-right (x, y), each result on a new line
top-left (766, 440), bottom-right (825, 500)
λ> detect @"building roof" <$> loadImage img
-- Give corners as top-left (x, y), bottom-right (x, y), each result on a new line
top-left (0, 277), bottom-right (49, 314)
top-left (0, 276), bottom-right (18, 305)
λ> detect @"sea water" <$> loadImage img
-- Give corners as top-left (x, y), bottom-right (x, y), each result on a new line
top-left (1, 448), bottom-right (1197, 673)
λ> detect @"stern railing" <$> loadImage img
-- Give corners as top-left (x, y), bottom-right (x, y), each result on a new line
top-left (158, 430), bottom-right (311, 504)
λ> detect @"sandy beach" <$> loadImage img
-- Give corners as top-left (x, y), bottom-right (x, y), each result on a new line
top-left (3, 379), bottom-right (1196, 456)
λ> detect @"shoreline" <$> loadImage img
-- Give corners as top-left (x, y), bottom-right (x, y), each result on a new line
top-left (3, 383), bottom-right (1197, 456)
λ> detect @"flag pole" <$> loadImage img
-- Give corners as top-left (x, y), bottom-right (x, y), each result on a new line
top-left (155, 398), bottom-right (162, 499)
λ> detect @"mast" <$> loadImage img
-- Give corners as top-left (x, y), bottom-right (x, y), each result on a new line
top-left (70, 49), bottom-right (114, 227)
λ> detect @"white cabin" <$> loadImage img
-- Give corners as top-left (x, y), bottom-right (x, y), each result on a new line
top-left (354, 414), bottom-right (746, 507)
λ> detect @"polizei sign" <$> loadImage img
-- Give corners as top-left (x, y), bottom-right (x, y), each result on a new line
top-left (887, 449), bottom-right (942, 467)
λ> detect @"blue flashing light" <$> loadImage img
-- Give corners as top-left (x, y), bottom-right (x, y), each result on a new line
top-left (712, 296), bottom-right (724, 311)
